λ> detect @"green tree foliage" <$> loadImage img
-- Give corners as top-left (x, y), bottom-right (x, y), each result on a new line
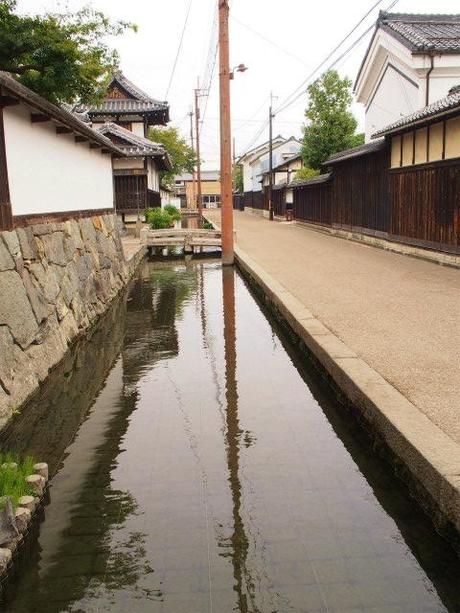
top-left (301, 70), bottom-right (364, 170)
top-left (145, 207), bottom-right (176, 230)
top-left (295, 167), bottom-right (319, 181)
top-left (0, 1), bottom-right (136, 104)
top-left (233, 164), bottom-right (244, 193)
top-left (148, 126), bottom-right (196, 189)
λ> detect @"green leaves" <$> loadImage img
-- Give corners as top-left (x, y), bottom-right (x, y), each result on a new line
top-left (148, 127), bottom-right (196, 190)
top-left (301, 70), bottom-right (364, 170)
top-left (0, 3), bottom-right (136, 104)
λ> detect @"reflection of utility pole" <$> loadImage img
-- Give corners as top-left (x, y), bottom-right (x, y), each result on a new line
top-left (194, 79), bottom-right (203, 217)
top-left (222, 266), bottom-right (250, 611)
top-left (219, 0), bottom-right (234, 265)
top-left (268, 92), bottom-right (275, 221)
top-left (189, 110), bottom-right (196, 209)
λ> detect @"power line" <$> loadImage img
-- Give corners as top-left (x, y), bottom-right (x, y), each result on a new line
top-left (164, 0), bottom-right (194, 100)
top-left (231, 15), bottom-right (312, 68)
top-left (275, 0), bottom-right (394, 114)
top-left (239, 0), bottom-right (400, 157)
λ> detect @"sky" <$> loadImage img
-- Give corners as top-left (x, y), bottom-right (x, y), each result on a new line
top-left (16, 0), bottom-right (460, 169)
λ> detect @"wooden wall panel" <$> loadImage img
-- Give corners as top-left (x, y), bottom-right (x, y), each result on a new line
top-left (0, 107), bottom-right (13, 231)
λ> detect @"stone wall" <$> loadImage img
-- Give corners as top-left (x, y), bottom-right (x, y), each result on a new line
top-left (0, 214), bottom-right (133, 428)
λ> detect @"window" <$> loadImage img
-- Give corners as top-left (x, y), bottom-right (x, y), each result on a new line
top-left (202, 195), bottom-right (221, 209)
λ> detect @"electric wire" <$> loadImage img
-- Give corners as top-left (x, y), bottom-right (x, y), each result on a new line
top-left (231, 15), bottom-right (311, 68)
top-left (164, 0), bottom-right (194, 100)
top-left (275, 0), bottom-right (399, 114)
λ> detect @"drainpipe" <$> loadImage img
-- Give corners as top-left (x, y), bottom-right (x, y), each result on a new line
top-left (425, 51), bottom-right (435, 106)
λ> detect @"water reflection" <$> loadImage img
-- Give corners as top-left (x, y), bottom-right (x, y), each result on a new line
top-left (1, 260), bottom-right (460, 612)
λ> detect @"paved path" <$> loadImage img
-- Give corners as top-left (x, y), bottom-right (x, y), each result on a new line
top-left (208, 211), bottom-right (460, 446)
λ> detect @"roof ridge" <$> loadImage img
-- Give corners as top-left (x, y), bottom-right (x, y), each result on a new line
top-left (380, 11), bottom-right (460, 22)
top-left (109, 70), bottom-right (167, 105)
top-left (372, 90), bottom-right (460, 137)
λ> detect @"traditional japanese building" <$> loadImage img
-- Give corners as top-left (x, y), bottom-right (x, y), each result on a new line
top-left (74, 71), bottom-right (171, 219)
top-left (96, 123), bottom-right (172, 223)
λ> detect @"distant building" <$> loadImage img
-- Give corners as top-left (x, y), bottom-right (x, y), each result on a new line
top-left (238, 136), bottom-right (302, 193)
top-left (174, 171), bottom-right (221, 209)
top-left (355, 12), bottom-right (460, 141)
top-left (74, 71), bottom-right (171, 218)
top-left (260, 153), bottom-right (303, 188)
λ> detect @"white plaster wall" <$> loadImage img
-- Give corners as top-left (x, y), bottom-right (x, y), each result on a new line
top-left (131, 122), bottom-right (145, 137)
top-left (147, 159), bottom-right (160, 191)
top-left (113, 157), bottom-right (144, 170)
top-left (242, 161), bottom-right (253, 193)
top-left (4, 104), bottom-right (114, 216)
top-left (365, 64), bottom-right (419, 141)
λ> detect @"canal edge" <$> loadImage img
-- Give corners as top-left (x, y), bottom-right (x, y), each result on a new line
top-left (233, 243), bottom-right (460, 556)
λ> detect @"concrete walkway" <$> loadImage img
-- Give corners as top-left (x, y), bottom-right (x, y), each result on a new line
top-left (207, 211), bottom-right (460, 446)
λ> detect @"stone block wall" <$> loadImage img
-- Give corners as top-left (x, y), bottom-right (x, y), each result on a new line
top-left (0, 214), bottom-right (131, 427)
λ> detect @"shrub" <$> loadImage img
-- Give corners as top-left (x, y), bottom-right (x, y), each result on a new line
top-left (163, 204), bottom-right (181, 221)
top-left (0, 453), bottom-right (36, 509)
top-left (295, 167), bottom-right (320, 181)
top-left (145, 207), bottom-right (175, 229)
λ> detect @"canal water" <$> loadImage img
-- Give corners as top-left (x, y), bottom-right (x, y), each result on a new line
top-left (1, 260), bottom-right (460, 612)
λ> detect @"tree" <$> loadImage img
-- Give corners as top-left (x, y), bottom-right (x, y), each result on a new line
top-left (0, 1), bottom-right (136, 104)
top-left (233, 164), bottom-right (243, 193)
top-left (148, 126), bottom-right (196, 189)
top-left (301, 70), bottom-right (364, 170)
top-left (295, 167), bottom-right (319, 181)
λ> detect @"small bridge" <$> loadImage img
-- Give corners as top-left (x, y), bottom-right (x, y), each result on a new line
top-left (140, 228), bottom-right (222, 254)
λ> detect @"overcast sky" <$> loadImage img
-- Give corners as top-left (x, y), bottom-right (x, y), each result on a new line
top-left (16, 0), bottom-right (460, 168)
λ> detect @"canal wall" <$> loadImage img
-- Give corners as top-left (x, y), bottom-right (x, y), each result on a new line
top-left (0, 213), bottom-right (143, 429)
top-left (234, 244), bottom-right (460, 556)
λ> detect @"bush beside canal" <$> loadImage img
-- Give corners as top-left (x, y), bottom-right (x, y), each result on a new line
top-left (145, 206), bottom-right (181, 229)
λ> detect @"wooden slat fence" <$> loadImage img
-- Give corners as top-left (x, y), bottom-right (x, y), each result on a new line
top-left (243, 144), bottom-right (460, 254)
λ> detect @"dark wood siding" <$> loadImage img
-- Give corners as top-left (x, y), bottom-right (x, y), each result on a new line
top-left (390, 162), bottom-right (460, 253)
top-left (114, 175), bottom-right (148, 213)
top-left (332, 147), bottom-right (390, 235)
top-left (272, 188), bottom-right (286, 217)
top-left (0, 107), bottom-right (13, 231)
top-left (288, 142), bottom-right (460, 254)
top-left (294, 181), bottom-right (332, 226)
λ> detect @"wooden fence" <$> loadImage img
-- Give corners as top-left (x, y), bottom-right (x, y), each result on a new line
top-left (242, 143), bottom-right (459, 255)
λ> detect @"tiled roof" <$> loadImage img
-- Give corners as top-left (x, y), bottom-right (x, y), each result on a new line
top-left (324, 139), bottom-right (386, 165)
top-left (287, 173), bottom-right (332, 188)
top-left (379, 11), bottom-right (460, 53)
top-left (271, 153), bottom-right (302, 173)
top-left (74, 70), bottom-right (169, 120)
top-left (95, 123), bottom-right (172, 170)
top-left (372, 90), bottom-right (460, 137)
top-left (110, 70), bottom-right (157, 102)
top-left (0, 72), bottom-right (124, 156)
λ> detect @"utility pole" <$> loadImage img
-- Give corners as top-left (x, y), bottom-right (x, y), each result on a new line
top-left (194, 79), bottom-right (203, 217)
top-left (268, 93), bottom-right (274, 221)
top-left (189, 110), bottom-right (196, 209)
top-left (232, 136), bottom-right (236, 192)
top-left (219, 0), bottom-right (234, 265)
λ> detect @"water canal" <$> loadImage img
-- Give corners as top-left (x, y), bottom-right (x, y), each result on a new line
top-left (1, 259), bottom-right (460, 612)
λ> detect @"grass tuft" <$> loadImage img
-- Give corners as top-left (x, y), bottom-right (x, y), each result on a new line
top-left (0, 453), bottom-right (36, 509)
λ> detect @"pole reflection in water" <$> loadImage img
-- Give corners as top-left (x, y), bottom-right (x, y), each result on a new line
top-left (222, 266), bottom-right (250, 611)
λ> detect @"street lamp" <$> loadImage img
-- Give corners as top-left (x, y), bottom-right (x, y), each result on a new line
top-left (230, 64), bottom-right (248, 80)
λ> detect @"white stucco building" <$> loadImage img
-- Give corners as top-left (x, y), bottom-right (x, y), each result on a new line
top-left (238, 136), bottom-right (302, 193)
top-left (355, 12), bottom-right (460, 142)
top-left (0, 71), bottom-right (122, 230)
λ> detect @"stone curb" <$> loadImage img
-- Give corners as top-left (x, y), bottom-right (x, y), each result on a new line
top-left (234, 243), bottom-right (460, 552)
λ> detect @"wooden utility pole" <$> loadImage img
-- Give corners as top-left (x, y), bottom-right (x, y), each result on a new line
top-left (194, 80), bottom-right (203, 216)
top-left (268, 94), bottom-right (274, 221)
top-left (219, 0), bottom-right (234, 265)
top-left (189, 110), bottom-right (196, 209)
